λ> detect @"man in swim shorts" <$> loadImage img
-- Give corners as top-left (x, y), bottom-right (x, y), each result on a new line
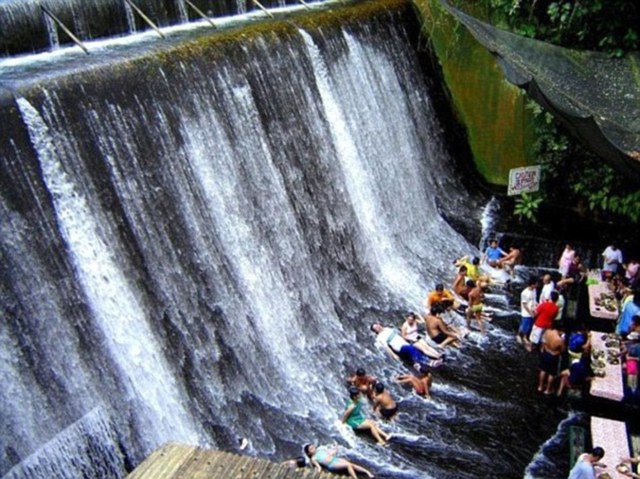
top-left (537, 325), bottom-right (565, 395)
top-left (372, 382), bottom-right (397, 419)
top-left (346, 368), bottom-right (377, 400)
top-left (465, 279), bottom-right (488, 335)
top-left (425, 304), bottom-right (461, 348)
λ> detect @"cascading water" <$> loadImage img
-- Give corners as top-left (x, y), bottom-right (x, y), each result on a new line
top-left (1, 3), bottom-right (572, 478)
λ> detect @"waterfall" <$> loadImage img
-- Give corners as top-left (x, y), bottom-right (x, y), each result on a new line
top-left (0, 5), bottom-right (567, 479)
top-left (16, 96), bottom-right (203, 448)
top-left (124, 3), bottom-right (138, 34)
top-left (43, 13), bottom-right (61, 51)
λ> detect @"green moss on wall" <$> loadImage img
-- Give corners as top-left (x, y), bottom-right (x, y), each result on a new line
top-left (413, 0), bottom-right (536, 185)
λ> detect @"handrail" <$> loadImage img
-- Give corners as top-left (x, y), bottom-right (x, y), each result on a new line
top-left (184, 0), bottom-right (217, 28)
top-left (123, 0), bottom-right (165, 38)
top-left (251, 0), bottom-right (274, 18)
top-left (40, 4), bottom-right (90, 54)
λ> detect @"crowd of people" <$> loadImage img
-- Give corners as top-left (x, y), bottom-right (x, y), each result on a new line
top-left (285, 239), bottom-right (640, 478)
top-left (508, 241), bottom-right (640, 401)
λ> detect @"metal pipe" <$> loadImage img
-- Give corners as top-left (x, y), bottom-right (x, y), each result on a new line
top-left (123, 0), bottom-right (165, 38)
top-left (40, 4), bottom-right (90, 54)
top-left (184, 0), bottom-right (216, 28)
top-left (251, 0), bottom-right (274, 18)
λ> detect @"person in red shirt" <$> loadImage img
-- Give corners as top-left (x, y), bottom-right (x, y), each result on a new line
top-left (529, 291), bottom-right (559, 351)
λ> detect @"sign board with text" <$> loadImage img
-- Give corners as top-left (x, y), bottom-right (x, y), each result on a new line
top-left (508, 165), bottom-right (541, 196)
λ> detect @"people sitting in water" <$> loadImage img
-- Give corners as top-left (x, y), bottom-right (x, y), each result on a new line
top-left (425, 304), bottom-right (461, 348)
top-left (425, 283), bottom-right (460, 313)
top-left (401, 312), bottom-right (424, 342)
top-left (304, 443), bottom-right (375, 478)
top-left (455, 255), bottom-right (480, 281)
top-left (397, 314), bottom-right (444, 360)
top-left (465, 279), bottom-right (488, 335)
top-left (482, 239), bottom-right (507, 268)
top-left (346, 368), bottom-right (377, 401)
top-left (396, 371), bottom-right (433, 398)
top-left (372, 382), bottom-right (397, 420)
top-left (497, 245), bottom-right (521, 272)
top-left (341, 386), bottom-right (390, 446)
top-left (452, 265), bottom-right (472, 301)
top-left (371, 322), bottom-right (444, 370)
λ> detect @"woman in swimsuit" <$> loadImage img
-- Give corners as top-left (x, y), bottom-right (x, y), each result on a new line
top-left (304, 444), bottom-right (374, 478)
top-left (342, 387), bottom-right (390, 445)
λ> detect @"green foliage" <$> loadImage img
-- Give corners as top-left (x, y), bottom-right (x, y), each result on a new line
top-left (461, 0), bottom-right (640, 55)
top-left (454, 0), bottom-right (640, 223)
top-left (514, 193), bottom-right (543, 223)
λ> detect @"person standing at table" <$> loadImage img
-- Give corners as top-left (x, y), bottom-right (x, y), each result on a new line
top-left (602, 243), bottom-right (623, 280)
top-left (568, 446), bottom-right (605, 479)
top-left (617, 293), bottom-right (640, 336)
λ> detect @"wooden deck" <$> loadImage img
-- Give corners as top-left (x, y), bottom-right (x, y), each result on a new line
top-left (127, 443), bottom-right (336, 479)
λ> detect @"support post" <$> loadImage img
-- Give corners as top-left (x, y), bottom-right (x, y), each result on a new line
top-left (123, 0), bottom-right (165, 38)
top-left (251, 0), bottom-right (274, 18)
top-left (183, 0), bottom-right (216, 28)
top-left (40, 4), bottom-right (89, 54)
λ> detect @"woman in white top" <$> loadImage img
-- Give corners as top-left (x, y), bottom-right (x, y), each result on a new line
top-left (558, 244), bottom-right (576, 277)
top-left (400, 313), bottom-right (423, 342)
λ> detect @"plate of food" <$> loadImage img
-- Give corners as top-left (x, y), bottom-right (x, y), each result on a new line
top-left (616, 463), bottom-right (631, 474)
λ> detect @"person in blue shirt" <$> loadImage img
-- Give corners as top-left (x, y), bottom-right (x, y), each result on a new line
top-left (616, 292), bottom-right (640, 336)
top-left (568, 446), bottom-right (605, 479)
top-left (483, 239), bottom-right (507, 267)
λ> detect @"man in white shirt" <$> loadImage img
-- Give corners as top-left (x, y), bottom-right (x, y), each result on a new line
top-left (370, 323), bottom-right (443, 370)
top-left (518, 277), bottom-right (538, 350)
top-left (540, 274), bottom-right (555, 302)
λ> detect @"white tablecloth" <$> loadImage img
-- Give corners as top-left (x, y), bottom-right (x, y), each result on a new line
top-left (590, 416), bottom-right (630, 479)
top-left (589, 331), bottom-right (624, 402)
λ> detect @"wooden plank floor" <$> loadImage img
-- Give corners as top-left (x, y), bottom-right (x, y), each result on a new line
top-left (127, 443), bottom-right (337, 479)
